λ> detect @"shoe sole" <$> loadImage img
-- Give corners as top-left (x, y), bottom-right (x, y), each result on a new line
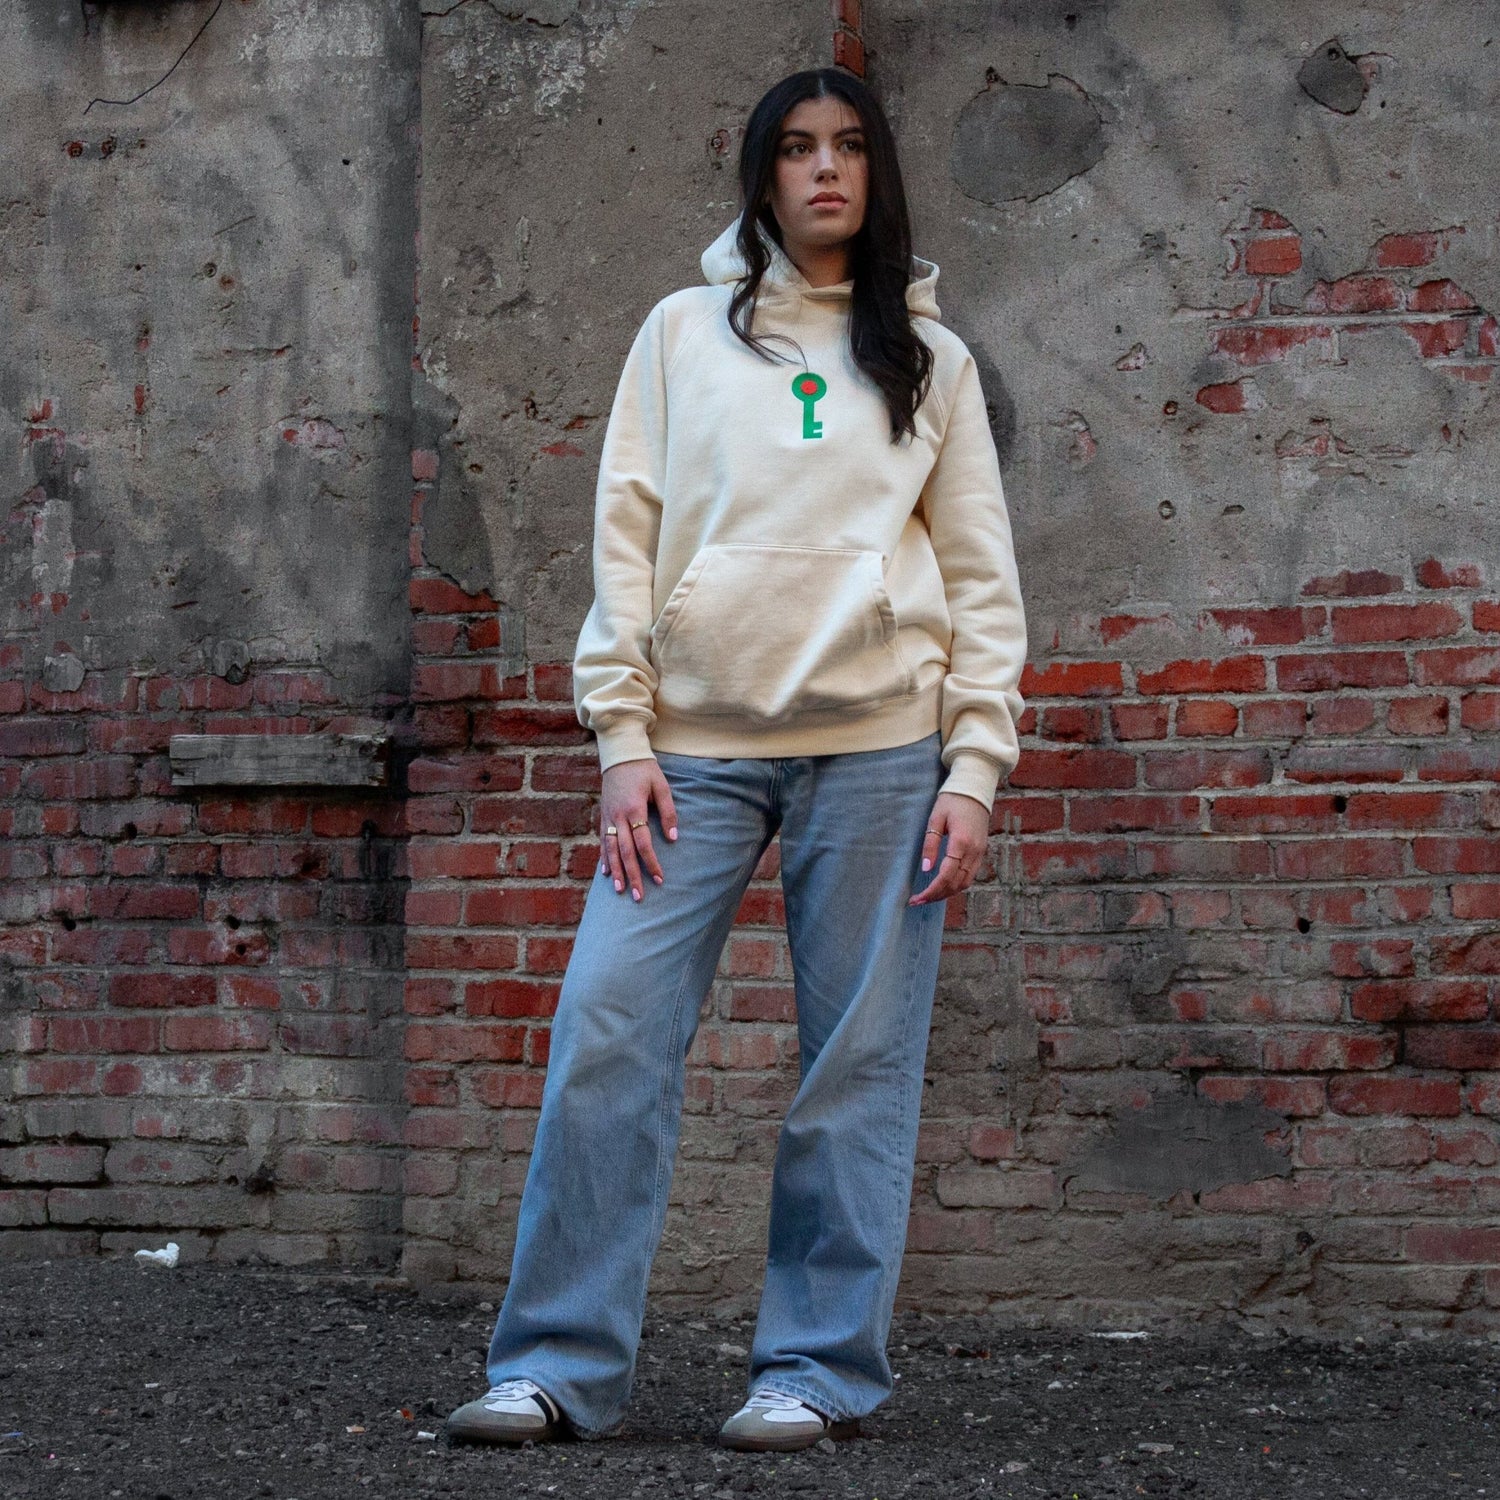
top-left (718, 1418), bottom-right (860, 1452)
top-left (445, 1416), bottom-right (565, 1445)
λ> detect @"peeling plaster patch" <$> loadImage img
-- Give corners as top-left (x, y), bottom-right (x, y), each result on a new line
top-left (1051, 410), bottom-right (1096, 467)
top-left (1065, 1095), bottom-right (1292, 1200)
top-left (951, 74), bottom-right (1104, 205)
top-left (1297, 38), bottom-right (1368, 114)
top-left (43, 652), bottom-right (85, 693)
top-left (278, 417), bottom-right (348, 454)
top-left (32, 498), bottom-right (75, 596)
top-left (1114, 342), bottom-right (1148, 372)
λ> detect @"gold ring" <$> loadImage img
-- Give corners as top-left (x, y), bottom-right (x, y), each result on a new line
top-left (605, 825), bottom-right (618, 836)
top-left (629, 819), bottom-right (648, 829)
top-left (926, 827), bottom-right (942, 836)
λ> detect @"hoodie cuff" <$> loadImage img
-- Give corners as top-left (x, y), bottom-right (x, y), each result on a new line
top-left (595, 717), bottom-right (657, 773)
top-left (939, 750), bottom-right (1002, 813)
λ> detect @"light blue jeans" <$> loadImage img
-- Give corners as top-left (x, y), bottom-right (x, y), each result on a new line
top-left (484, 731), bottom-right (950, 1436)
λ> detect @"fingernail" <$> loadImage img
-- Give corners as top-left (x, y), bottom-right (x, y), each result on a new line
top-left (632, 887), bottom-right (641, 901)
top-left (614, 879), bottom-right (623, 892)
top-left (921, 858), bottom-right (931, 871)
top-left (653, 874), bottom-right (663, 885)
top-left (667, 828), bottom-right (678, 841)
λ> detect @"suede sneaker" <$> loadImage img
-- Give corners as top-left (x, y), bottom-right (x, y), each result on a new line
top-left (717, 1389), bottom-right (859, 1452)
top-left (445, 1378), bottom-right (565, 1444)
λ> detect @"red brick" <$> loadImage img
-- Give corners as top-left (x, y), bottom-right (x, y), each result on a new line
top-left (196, 797), bottom-right (311, 836)
top-left (278, 1016), bottom-right (369, 1057)
top-left (1007, 749), bottom-right (1136, 790)
top-left (1409, 278), bottom-right (1477, 312)
top-left (988, 795), bottom-right (1065, 834)
top-left (1205, 606), bottom-right (1326, 646)
top-left (1211, 793), bottom-right (1338, 833)
top-left (1386, 695), bottom-right (1450, 735)
top-left (1403, 318), bottom-right (1471, 357)
top-left (1416, 744), bottom-right (1500, 782)
top-left (1099, 613), bottom-right (1171, 644)
top-left (1332, 600), bottom-right (1458, 642)
top-left (832, 25), bottom-right (865, 74)
top-left (1414, 647), bottom-right (1500, 687)
top-left (1136, 839), bottom-right (1271, 880)
top-left (1069, 795), bottom-right (1199, 833)
top-left (407, 755), bottom-right (524, 793)
top-left (1452, 884), bottom-right (1500, 920)
top-left (1404, 1028), bottom-right (1500, 1071)
top-left (1197, 1073), bottom-right (1327, 1116)
top-left (1351, 979), bottom-right (1487, 1023)
top-left (469, 1070), bottom-right (545, 1110)
top-left (86, 884), bottom-right (203, 921)
top-left (1039, 705), bottom-right (1104, 742)
top-left (1416, 558), bottom-right (1484, 589)
top-left (1176, 699), bottom-right (1238, 736)
top-left (1109, 702), bottom-right (1170, 740)
top-left (1018, 661), bottom-right (1124, 698)
top-left (1302, 569), bottom-right (1404, 599)
top-left (1414, 837), bottom-right (1500, 875)
top-left (1430, 932), bottom-right (1500, 975)
top-left (1274, 838), bottom-right (1404, 881)
top-left (1214, 322), bottom-right (1337, 365)
top-left (1344, 791), bottom-right (1465, 829)
top-left (22, 758), bottom-right (135, 800)
top-left (1476, 600), bottom-right (1500, 633)
top-left (1306, 698), bottom-right (1378, 736)
top-left (1276, 653), bottom-right (1408, 691)
top-left (413, 663), bottom-right (516, 702)
top-left (1262, 1031), bottom-right (1397, 1072)
top-left (533, 662), bottom-right (574, 700)
top-left (408, 841), bottom-right (502, 880)
top-left (406, 933), bottom-right (520, 971)
top-left (162, 1015), bottom-right (273, 1051)
top-left (108, 974), bottom-right (216, 1009)
top-left (408, 576), bottom-right (498, 614)
top-left (1461, 692), bottom-right (1500, 732)
top-left (1020, 840), bottom-right (1130, 883)
top-left (1143, 750), bottom-right (1271, 790)
top-left (47, 1016), bottom-right (159, 1053)
top-left (1241, 699), bottom-right (1308, 738)
top-left (465, 978), bottom-right (561, 1026)
top-left (1284, 745), bottom-right (1404, 784)
top-left (471, 707), bottom-right (589, 745)
top-left (464, 887), bottom-right (586, 927)
top-left (1373, 232), bottom-right (1440, 269)
top-left (1136, 657), bottom-right (1265, 695)
top-left (0, 719), bottom-right (86, 757)
top-left (470, 796), bottom-right (596, 837)
top-left (1305, 274), bottom-right (1400, 313)
top-left (1330, 940), bottom-right (1415, 979)
top-left (405, 1022), bottom-right (527, 1064)
top-left (1242, 234), bottom-right (1302, 275)
top-left (1195, 380), bottom-right (1252, 413)
top-left (1406, 1225), bottom-right (1500, 1263)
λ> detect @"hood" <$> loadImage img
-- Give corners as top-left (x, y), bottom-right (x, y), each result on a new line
top-left (699, 212), bottom-right (942, 320)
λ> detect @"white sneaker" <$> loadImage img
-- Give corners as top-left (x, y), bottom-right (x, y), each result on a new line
top-left (445, 1377), bottom-right (565, 1444)
top-left (718, 1388), bottom-right (859, 1451)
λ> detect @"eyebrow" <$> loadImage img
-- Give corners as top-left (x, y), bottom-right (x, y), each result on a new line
top-left (778, 125), bottom-right (865, 140)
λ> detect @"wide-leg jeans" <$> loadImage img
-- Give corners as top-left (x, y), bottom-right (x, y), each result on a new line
top-left (484, 730), bottom-right (951, 1436)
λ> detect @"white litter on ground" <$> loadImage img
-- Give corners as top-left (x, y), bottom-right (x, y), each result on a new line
top-left (133, 1242), bottom-right (180, 1268)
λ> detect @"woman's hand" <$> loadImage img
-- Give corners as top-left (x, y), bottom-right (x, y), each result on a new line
top-left (599, 757), bottom-right (679, 901)
top-left (909, 791), bottom-right (990, 905)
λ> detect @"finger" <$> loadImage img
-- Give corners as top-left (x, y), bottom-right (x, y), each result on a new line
top-left (651, 772), bottom-right (679, 843)
top-left (631, 819), bottom-right (665, 886)
top-left (601, 818), bottom-right (625, 893)
top-left (617, 815), bottom-right (647, 902)
top-left (920, 816), bottom-right (946, 874)
top-left (910, 851), bottom-right (969, 906)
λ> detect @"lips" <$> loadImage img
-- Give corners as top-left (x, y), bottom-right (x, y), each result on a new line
top-left (809, 194), bottom-right (847, 206)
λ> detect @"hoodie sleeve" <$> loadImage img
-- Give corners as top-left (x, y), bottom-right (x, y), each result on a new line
top-left (572, 301), bottom-right (669, 770)
top-left (919, 351), bottom-right (1028, 812)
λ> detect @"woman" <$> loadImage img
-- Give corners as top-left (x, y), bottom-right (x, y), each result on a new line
top-left (447, 66), bottom-right (1027, 1453)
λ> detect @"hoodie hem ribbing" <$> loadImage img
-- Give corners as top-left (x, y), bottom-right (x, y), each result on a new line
top-left (649, 680), bottom-right (942, 761)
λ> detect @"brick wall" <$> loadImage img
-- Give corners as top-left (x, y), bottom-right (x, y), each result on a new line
top-left (0, 646), bottom-right (409, 1264)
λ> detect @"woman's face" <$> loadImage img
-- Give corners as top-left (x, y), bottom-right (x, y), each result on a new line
top-left (767, 95), bottom-right (869, 261)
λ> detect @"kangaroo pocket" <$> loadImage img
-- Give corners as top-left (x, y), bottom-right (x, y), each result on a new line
top-left (650, 543), bottom-right (916, 722)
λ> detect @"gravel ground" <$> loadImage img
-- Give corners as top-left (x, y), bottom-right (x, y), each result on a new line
top-left (2, 1256), bottom-right (1497, 1499)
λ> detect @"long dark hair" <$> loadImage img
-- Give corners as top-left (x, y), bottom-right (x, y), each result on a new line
top-left (729, 69), bottom-right (934, 443)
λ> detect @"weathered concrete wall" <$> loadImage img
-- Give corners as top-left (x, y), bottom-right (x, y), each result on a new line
top-left (412, 0), bottom-right (831, 660)
top-left (3, 0), bottom-right (419, 696)
top-left (870, 0), bottom-right (1499, 639)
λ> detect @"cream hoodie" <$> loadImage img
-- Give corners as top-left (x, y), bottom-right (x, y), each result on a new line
top-left (572, 214), bottom-right (1027, 811)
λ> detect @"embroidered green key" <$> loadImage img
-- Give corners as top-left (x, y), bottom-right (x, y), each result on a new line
top-left (792, 371), bottom-right (827, 439)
